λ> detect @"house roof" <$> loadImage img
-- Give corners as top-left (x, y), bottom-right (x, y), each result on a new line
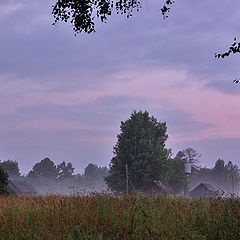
top-left (190, 182), bottom-right (215, 195)
top-left (8, 180), bottom-right (37, 195)
top-left (201, 183), bottom-right (215, 192)
top-left (142, 180), bottom-right (173, 194)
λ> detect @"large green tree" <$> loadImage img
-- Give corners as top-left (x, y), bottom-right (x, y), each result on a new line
top-left (105, 110), bottom-right (169, 192)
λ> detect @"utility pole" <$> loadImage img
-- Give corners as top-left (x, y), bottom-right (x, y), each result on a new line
top-left (184, 161), bottom-right (191, 197)
top-left (126, 163), bottom-right (129, 193)
top-left (232, 175), bottom-right (235, 194)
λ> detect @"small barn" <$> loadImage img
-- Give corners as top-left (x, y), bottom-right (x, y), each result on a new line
top-left (142, 181), bottom-right (173, 196)
top-left (8, 180), bottom-right (37, 195)
top-left (190, 183), bottom-right (216, 198)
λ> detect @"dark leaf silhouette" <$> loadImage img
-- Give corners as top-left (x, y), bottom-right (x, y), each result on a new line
top-left (215, 37), bottom-right (240, 83)
top-left (52, 0), bottom-right (175, 34)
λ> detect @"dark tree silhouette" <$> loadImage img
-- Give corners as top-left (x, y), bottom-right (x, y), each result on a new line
top-left (52, 0), bottom-right (174, 34)
top-left (215, 38), bottom-right (240, 60)
top-left (215, 37), bottom-right (240, 83)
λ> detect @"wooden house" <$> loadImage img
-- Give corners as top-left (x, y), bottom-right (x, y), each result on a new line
top-left (190, 183), bottom-right (216, 198)
top-left (8, 180), bottom-right (37, 195)
top-left (142, 181), bottom-right (173, 196)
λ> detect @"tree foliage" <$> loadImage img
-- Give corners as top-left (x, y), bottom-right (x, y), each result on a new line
top-left (105, 110), bottom-right (169, 192)
top-left (52, 0), bottom-right (174, 34)
top-left (29, 158), bottom-right (59, 180)
top-left (215, 37), bottom-right (240, 83)
top-left (0, 160), bottom-right (20, 178)
top-left (163, 156), bottom-right (186, 193)
top-left (212, 159), bottom-right (240, 192)
top-left (215, 38), bottom-right (240, 60)
top-left (176, 147), bottom-right (201, 169)
top-left (84, 163), bottom-right (108, 182)
top-left (0, 166), bottom-right (9, 195)
top-left (57, 161), bottom-right (74, 180)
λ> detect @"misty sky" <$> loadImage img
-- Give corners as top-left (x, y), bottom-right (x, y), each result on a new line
top-left (1, 0), bottom-right (240, 174)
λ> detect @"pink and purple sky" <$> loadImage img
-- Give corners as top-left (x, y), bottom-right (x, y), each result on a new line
top-left (1, 0), bottom-right (240, 174)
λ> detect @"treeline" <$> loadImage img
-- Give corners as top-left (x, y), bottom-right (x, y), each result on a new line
top-left (1, 151), bottom-right (239, 195)
top-left (163, 149), bottom-right (240, 194)
top-left (190, 159), bottom-right (240, 193)
top-left (0, 159), bottom-right (109, 194)
top-left (1, 110), bottom-right (240, 195)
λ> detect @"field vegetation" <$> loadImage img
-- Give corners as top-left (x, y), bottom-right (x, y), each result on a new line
top-left (0, 194), bottom-right (240, 240)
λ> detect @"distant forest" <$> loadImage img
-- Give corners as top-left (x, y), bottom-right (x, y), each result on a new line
top-left (0, 158), bottom-right (109, 194)
top-left (0, 150), bottom-right (239, 195)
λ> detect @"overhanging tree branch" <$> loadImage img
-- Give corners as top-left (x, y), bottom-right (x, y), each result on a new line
top-left (52, 0), bottom-right (175, 34)
top-left (215, 37), bottom-right (240, 59)
top-left (52, 1), bottom-right (240, 84)
top-left (215, 37), bottom-right (240, 83)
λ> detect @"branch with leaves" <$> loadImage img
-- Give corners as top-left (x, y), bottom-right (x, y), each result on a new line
top-left (52, 1), bottom-right (240, 84)
top-left (52, 0), bottom-right (175, 34)
top-left (215, 37), bottom-right (240, 83)
top-left (215, 38), bottom-right (240, 59)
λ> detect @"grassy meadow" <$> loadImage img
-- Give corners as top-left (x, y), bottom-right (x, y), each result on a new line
top-left (0, 194), bottom-right (239, 240)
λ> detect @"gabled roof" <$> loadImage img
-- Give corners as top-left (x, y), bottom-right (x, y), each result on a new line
top-left (8, 180), bottom-right (37, 195)
top-left (201, 183), bottom-right (215, 192)
top-left (190, 182), bottom-right (216, 197)
top-left (142, 180), bottom-right (173, 194)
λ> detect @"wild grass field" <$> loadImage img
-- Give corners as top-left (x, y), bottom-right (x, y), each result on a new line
top-left (0, 194), bottom-right (239, 240)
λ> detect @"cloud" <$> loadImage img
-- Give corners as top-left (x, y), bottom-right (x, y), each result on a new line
top-left (0, 2), bottom-right (24, 17)
top-left (0, 129), bottom-right (114, 174)
top-left (1, 0), bottom-right (240, 92)
top-left (0, 95), bottom-right (145, 130)
top-left (1, 0), bottom-right (240, 173)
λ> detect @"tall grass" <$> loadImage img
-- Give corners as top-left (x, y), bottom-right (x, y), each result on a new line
top-left (0, 194), bottom-right (239, 240)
